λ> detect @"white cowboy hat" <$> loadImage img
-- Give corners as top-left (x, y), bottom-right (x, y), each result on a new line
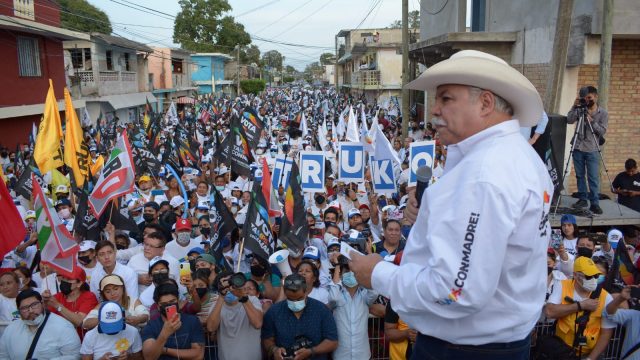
top-left (406, 50), bottom-right (543, 127)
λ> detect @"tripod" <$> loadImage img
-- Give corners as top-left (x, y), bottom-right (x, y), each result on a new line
top-left (552, 106), bottom-right (622, 216)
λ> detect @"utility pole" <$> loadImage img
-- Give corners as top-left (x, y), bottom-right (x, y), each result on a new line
top-left (598, 0), bottom-right (613, 108)
top-left (401, 0), bottom-right (410, 138)
top-left (334, 34), bottom-right (339, 91)
top-left (236, 45), bottom-right (241, 96)
top-left (544, 0), bottom-right (574, 113)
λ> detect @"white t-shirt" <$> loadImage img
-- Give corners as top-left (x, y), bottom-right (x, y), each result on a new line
top-left (126, 253), bottom-right (180, 296)
top-left (80, 324), bottom-right (142, 358)
top-left (80, 263), bottom-right (100, 286)
top-left (0, 295), bottom-right (19, 337)
top-left (165, 238), bottom-right (203, 260)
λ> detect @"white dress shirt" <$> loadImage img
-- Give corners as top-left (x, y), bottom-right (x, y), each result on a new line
top-left (126, 252), bottom-right (180, 296)
top-left (89, 262), bottom-right (139, 300)
top-left (372, 120), bottom-right (554, 345)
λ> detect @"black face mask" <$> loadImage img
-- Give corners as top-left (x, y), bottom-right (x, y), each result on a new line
top-left (547, 267), bottom-right (554, 275)
top-left (200, 227), bottom-right (211, 236)
top-left (576, 247), bottom-right (593, 259)
top-left (152, 272), bottom-right (169, 285)
top-left (78, 255), bottom-right (93, 266)
top-left (196, 288), bottom-right (208, 299)
top-left (250, 264), bottom-right (267, 277)
top-left (143, 214), bottom-right (155, 223)
top-left (59, 280), bottom-right (73, 295)
top-left (315, 195), bottom-right (325, 204)
top-left (116, 244), bottom-right (127, 250)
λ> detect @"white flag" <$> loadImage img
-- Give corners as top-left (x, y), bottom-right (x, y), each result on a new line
top-left (346, 106), bottom-right (360, 142)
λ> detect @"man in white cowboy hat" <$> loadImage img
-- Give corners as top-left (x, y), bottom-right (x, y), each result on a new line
top-left (350, 50), bottom-right (553, 359)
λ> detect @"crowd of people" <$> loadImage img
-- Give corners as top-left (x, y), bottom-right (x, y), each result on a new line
top-left (0, 73), bottom-right (638, 360)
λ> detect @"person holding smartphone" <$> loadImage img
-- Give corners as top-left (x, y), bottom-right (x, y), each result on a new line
top-left (141, 282), bottom-right (204, 360)
top-left (612, 158), bottom-right (640, 213)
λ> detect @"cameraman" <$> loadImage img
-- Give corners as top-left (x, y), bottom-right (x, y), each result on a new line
top-left (567, 85), bottom-right (608, 215)
top-left (544, 257), bottom-right (615, 359)
top-left (262, 274), bottom-right (338, 360)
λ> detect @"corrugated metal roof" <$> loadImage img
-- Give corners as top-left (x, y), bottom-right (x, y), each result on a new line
top-left (91, 33), bottom-right (153, 52)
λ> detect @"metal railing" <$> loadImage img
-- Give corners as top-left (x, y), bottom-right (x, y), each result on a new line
top-left (200, 318), bottom-right (625, 360)
top-left (351, 70), bottom-right (381, 88)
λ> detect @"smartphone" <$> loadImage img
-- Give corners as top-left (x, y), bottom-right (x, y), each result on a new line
top-left (550, 229), bottom-right (562, 249)
top-left (377, 196), bottom-right (387, 209)
top-left (631, 287), bottom-right (640, 299)
top-left (179, 262), bottom-right (191, 285)
top-left (151, 189), bottom-right (164, 196)
top-left (165, 304), bottom-right (178, 320)
top-left (275, 217), bottom-right (282, 226)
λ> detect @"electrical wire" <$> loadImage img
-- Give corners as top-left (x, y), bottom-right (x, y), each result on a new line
top-left (234, 0), bottom-right (281, 18)
top-left (269, 0), bottom-right (336, 40)
top-left (254, 0), bottom-right (314, 35)
top-left (354, 0), bottom-right (384, 30)
top-left (420, 0), bottom-right (449, 16)
top-left (109, 0), bottom-right (175, 20)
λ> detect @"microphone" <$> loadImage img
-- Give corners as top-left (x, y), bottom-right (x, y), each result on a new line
top-left (415, 166), bottom-right (432, 208)
top-left (564, 296), bottom-right (575, 304)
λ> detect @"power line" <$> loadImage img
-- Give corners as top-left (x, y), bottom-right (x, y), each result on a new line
top-left (235, 0), bottom-right (281, 18)
top-left (254, 0), bottom-right (314, 35)
top-left (420, 0), bottom-right (449, 15)
top-left (269, 0), bottom-right (336, 40)
top-left (354, 0), bottom-right (384, 30)
top-left (109, 0), bottom-right (175, 20)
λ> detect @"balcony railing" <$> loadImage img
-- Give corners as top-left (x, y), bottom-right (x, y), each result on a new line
top-left (76, 70), bottom-right (138, 96)
top-left (351, 70), bottom-right (380, 88)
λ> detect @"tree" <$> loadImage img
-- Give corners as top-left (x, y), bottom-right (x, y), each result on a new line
top-left (173, 0), bottom-right (251, 52)
top-left (240, 79), bottom-right (266, 95)
top-left (240, 44), bottom-right (260, 65)
top-left (303, 62), bottom-right (324, 83)
top-left (261, 50), bottom-right (284, 71)
top-left (319, 52), bottom-right (335, 65)
top-left (284, 65), bottom-right (297, 74)
top-left (388, 10), bottom-right (420, 29)
top-left (58, 0), bottom-right (112, 34)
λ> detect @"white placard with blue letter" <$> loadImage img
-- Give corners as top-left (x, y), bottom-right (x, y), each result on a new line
top-left (272, 155), bottom-right (293, 190)
top-left (299, 151), bottom-right (325, 193)
top-left (338, 142), bottom-right (365, 182)
top-left (408, 140), bottom-right (435, 187)
top-left (370, 156), bottom-right (396, 194)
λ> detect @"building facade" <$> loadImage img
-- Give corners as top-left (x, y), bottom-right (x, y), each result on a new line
top-left (191, 53), bottom-right (234, 95)
top-left (0, 0), bottom-right (88, 147)
top-left (148, 47), bottom-right (197, 113)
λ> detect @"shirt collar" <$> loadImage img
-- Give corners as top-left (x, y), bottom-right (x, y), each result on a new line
top-left (445, 120), bottom-right (520, 173)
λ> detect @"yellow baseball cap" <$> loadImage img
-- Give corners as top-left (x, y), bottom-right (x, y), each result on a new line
top-left (138, 175), bottom-right (152, 184)
top-left (574, 257), bottom-right (601, 276)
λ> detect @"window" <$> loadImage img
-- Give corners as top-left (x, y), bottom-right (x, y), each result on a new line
top-left (17, 37), bottom-right (41, 77)
top-left (172, 58), bottom-right (183, 74)
top-left (471, 0), bottom-right (486, 32)
top-left (70, 49), bottom-right (83, 69)
top-left (84, 48), bottom-right (92, 70)
top-left (106, 50), bottom-right (113, 70)
top-left (124, 53), bottom-right (130, 71)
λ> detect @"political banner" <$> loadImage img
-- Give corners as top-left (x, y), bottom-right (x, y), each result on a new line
top-left (339, 142), bottom-right (365, 182)
top-left (409, 140), bottom-right (436, 187)
top-left (272, 155), bottom-right (293, 191)
top-left (299, 151), bottom-right (325, 193)
top-left (370, 157), bottom-right (396, 194)
top-left (14, 161), bottom-right (45, 200)
top-left (242, 180), bottom-right (275, 261)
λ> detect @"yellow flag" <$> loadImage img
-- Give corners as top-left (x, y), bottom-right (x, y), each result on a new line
top-left (63, 88), bottom-right (89, 187)
top-left (34, 79), bottom-right (64, 174)
top-left (90, 154), bottom-right (104, 176)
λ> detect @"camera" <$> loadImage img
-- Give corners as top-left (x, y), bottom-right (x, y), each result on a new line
top-left (283, 335), bottom-right (313, 359)
top-left (577, 87), bottom-right (589, 109)
top-left (229, 272), bottom-right (247, 289)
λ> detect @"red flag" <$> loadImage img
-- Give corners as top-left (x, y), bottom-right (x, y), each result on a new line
top-left (261, 158), bottom-right (281, 218)
top-left (0, 180), bottom-right (27, 258)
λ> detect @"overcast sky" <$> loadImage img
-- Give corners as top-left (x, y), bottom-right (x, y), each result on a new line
top-left (88, 0), bottom-right (421, 70)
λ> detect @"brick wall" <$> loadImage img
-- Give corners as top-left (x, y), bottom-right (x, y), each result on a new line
top-left (567, 39), bottom-right (640, 196)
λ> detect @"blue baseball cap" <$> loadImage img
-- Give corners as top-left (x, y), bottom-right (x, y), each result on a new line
top-left (98, 301), bottom-right (125, 335)
top-left (560, 214), bottom-right (576, 225)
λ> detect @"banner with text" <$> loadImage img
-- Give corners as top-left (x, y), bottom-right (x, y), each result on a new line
top-left (370, 156), bottom-right (396, 194)
top-left (339, 142), bottom-right (365, 182)
top-left (409, 140), bottom-right (436, 187)
top-left (272, 155), bottom-right (293, 191)
top-left (299, 151), bottom-right (325, 193)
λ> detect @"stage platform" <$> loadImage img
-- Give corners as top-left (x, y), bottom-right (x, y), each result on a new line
top-left (550, 195), bottom-right (640, 228)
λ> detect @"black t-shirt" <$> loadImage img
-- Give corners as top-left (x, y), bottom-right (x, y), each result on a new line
top-left (612, 171), bottom-right (640, 212)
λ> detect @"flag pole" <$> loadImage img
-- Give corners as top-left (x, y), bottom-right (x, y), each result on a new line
top-left (236, 238), bottom-right (245, 273)
top-left (43, 264), bottom-right (49, 292)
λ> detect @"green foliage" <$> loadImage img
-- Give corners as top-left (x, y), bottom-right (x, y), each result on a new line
top-left (319, 52), bottom-right (335, 65)
top-left (303, 61), bottom-right (324, 83)
top-left (284, 65), bottom-right (297, 74)
top-left (389, 10), bottom-right (420, 29)
top-left (283, 76), bottom-right (295, 83)
top-left (240, 45), bottom-right (261, 65)
top-left (59, 0), bottom-right (112, 34)
top-left (173, 0), bottom-right (250, 52)
top-left (240, 79), bottom-right (266, 95)
top-left (261, 50), bottom-right (284, 71)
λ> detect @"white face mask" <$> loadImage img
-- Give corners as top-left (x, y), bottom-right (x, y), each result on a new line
top-left (58, 208), bottom-right (71, 219)
top-left (23, 313), bottom-right (45, 326)
top-left (177, 232), bottom-right (191, 246)
top-left (581, 277), bottom-right (598, 292)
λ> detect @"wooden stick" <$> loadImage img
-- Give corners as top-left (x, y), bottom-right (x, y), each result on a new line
top-left (236, 238), bottom-right (245, 273)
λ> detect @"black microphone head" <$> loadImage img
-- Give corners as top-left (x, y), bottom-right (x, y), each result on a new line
top-left (416, 165), bottom-right (432, 182)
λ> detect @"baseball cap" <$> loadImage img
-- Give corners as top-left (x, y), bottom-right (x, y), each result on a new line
top-left (196, 202), bottom-right (209, 211)
top-left (283, 273), bottom-right (306, 292)
top-left (175, 218), bottom-right (192, 232)
top-left (327, 237), bottom-right (341, 249)
top-left (24, 210), bottom-right (36, 221)
top-left (348, 208), bottom-right (361, 219)
top-left (55, 198), bottom-right (71, 208)
top-left (79, 240), bottom-right (97, 252)
top-left (149, 256), bottom-right (169, 273)
top-left (607, 229), bottom-right (623, 249)
top-left (55, 184), bottom-right (69, 194)
top-left (170, 196), bottom-right (185, 208)
top-left (100, 274), bottom-right (124, 291)
top-left (560, 214), bottom-right (577, 225)
top-left (98, 301), bottom-right (125, 335)
top-left (138, 175), bottom-right (152, 184)
top-left (144, 202), bottom-right (160, 211)
top-left (187, 247), bottom-right (205, 256)
top-left (574, 257), bottom-right (601, 276)
top-left (196, 254), bottom-right (216, 265)
top-left (359, 204), bottom-right (370, 211)
top-left (302, 246), bottom-right (320, 261)
top-left (64, 266), bottom-right (87, 283)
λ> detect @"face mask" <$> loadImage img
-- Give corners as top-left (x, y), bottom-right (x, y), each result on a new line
top-left (58, 208), bottom-right (71, 219)
top-left (581, 277), bottom-right (598, 292)
top-left (287, 299), bottom-right (306, 312)
top-left (200, 227), bottom-right (211, 236)
top-left (116, 243), bottom-right (127, 250)
top-left (224, 291), bottom-right (238, 304)
top-left (342, 271), bottom-right (358, 288)
top-left (250, 265), bottom-right (266, 277)
top-left (597, 274), bottom-right (606, 285)
top-left (152, 272), bottom-right (169, 284)
top-left (59, 280), bottom-right (73, 295)
top-left (231, 206), bottom-right (238, 215)
top-left (270, 152), bottom-right (276, 158)
top-left (576, 247), bottom-right (593, 259)
top-left (196, 288), bottom-right (208, 299)
top-left (215, 185), bottom-right (225, 192)
top-left (134, 214), bottom-right (143, 223)
top-left (143, 213), bottom-right (155, 223)
top-left (23, 313), bottom-right (45, 326)
top-left (547, 267), bottom-right (554, 275)
top-left (78, 255), bottom-right (93, 266)
top-left (177, 232), bottom-right (191, 246)
top-left (315, 195), bottom-right (325, 204)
